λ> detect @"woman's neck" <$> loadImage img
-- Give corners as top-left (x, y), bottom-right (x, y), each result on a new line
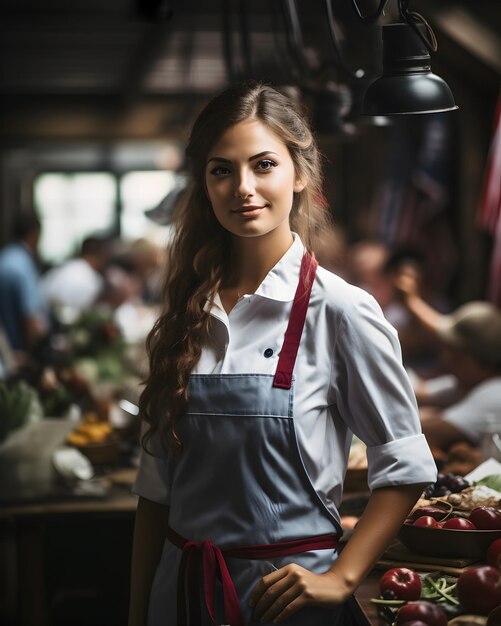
top-left (219, 228), bottom-right (294, 314)
top-left (228, 229), bottom-right (294, 295)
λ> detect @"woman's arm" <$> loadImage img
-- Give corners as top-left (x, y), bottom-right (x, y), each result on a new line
top-left (128, 497), bottom-right (170, 626)
top-left (249, 483), bottom-right (425, 623)
top-left (325, 483), bottom-right (425, 595)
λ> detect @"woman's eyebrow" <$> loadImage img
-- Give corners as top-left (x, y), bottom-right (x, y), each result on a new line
top-left (206, 151), bottom-right (279, 165)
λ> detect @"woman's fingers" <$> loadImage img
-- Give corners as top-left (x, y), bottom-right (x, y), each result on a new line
top-left (257, 583), bottom-right (303, 623)
top-left (248, 567), bottom-right (289, 611)
top-left (268, 594), bottom-right (308, 623)
top-left (250, 564), bottom-right (314, 622)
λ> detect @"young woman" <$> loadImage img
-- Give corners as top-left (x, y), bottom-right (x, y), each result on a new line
top-left (129, 81), bottom-right (437, 626)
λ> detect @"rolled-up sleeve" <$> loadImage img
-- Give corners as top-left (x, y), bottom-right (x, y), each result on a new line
top-left (132, 423), bottom-right (172, 505)
top-left (331, 292), bottom-right (437, 490)
top-left (366, 433), bottom-right (437, 489)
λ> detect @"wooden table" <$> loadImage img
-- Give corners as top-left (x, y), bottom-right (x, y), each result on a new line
top-left (0, 469), bottom-right (138, 626)
top-left (354, 572), bottom-right (387, 625)
top-left (1, 475), bottom-right (384, 626)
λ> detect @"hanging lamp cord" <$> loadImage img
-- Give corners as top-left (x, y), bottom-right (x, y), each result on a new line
top-left (398, 0), bottom-right (438, 52)
top-left (350, 0), bottom-right (438, 52)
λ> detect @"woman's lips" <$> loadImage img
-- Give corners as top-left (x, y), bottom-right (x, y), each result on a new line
top-left (232, 205), bottom-right (266, 217)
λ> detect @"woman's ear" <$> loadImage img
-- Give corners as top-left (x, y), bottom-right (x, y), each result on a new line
top-left (293, 177), bottom-right (307, 193)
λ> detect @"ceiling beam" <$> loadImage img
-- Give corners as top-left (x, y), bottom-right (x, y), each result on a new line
top-left (0, 94), bottom-right (208, 142)
top-left (421, 2), bottom-right (501, 74)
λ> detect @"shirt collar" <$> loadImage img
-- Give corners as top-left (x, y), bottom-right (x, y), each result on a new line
top-left (204, 233), bottom-right (306, 321)
top-left (254, 232), bottom-right (305, 302)
top-left (205, 291), bottom-right (228, 325)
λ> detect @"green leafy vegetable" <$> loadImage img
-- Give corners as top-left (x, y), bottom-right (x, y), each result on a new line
top-left (0, 381), bottom-right (38, 442)
top-left (475, 474), bottom-right (501, 493)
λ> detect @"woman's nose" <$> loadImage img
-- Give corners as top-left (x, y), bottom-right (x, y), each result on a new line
top-left (234, 172), bottom-right (254, 199)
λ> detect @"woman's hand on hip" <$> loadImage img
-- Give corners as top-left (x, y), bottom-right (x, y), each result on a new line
top-left (248, 563), bottom-right (350, 623)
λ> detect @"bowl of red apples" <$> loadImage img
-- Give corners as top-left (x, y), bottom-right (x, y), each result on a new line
top-left (398, 473), bottom-right (501, 559)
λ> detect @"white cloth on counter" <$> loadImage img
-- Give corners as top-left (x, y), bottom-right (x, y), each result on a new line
top-left (442, 377), bottom-right (501, 445)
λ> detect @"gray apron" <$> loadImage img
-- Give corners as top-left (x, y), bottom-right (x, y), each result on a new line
top-left (148, 253), bottom-right (348, 626)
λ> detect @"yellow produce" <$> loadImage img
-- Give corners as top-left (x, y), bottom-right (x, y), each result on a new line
top-left (67, 412), bottom-right (114, 446)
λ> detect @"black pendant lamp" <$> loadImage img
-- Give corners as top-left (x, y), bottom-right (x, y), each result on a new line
top-left (362, 21), bottom-right (458, 116)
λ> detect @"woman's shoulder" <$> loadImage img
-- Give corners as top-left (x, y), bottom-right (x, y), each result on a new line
top-left (313, 265), bottom-right (400, 358)
top-left (313, 264), bottom-right (381, 318)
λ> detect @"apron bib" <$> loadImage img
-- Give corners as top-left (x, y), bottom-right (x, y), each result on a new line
top-left (148, 253), bottom-right (346, 626)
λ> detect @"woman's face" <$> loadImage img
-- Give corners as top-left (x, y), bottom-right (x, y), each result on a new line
top-left (204, 118), bottom-right (305, 241)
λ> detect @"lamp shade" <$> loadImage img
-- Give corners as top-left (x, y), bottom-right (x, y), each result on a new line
top-left (362, 23), bottom-right (458, 115)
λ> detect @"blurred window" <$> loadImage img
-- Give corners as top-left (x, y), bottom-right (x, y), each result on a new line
top-left (34, 173), bottom-right (116, 264)
top-left (34, 170), bottom-right (175, 264)
top-left (120, 171), bottom-right (175, 241)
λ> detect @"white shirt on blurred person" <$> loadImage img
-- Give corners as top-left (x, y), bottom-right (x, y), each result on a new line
top-left (41, 257), bottom-right (104, 315)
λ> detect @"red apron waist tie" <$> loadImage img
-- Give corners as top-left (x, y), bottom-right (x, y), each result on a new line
top-left (166, 525), bottom-right (339, 626)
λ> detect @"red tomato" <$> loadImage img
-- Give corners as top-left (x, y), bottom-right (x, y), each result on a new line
top-left (457, 566), bottom-right (501, 615)
top-left (379, 567), bottom-right (422, 601)
top-left (413, 516), bottom-right (440, 528)
top-left (441, 517), bottom-right (476, 530)
top-left (395, 601), bottom-right (448, 626)
top-left (487, 538), bottom-right (501, 570)
top-left (468, 507), bottom-right (501, 530)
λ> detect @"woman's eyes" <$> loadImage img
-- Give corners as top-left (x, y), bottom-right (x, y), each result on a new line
top-left (210, 165), bottom-right (231, 177)
top-left (255, 159), bottom-right (277, 171)
top-left (209, 159), bottom-right (277, 177)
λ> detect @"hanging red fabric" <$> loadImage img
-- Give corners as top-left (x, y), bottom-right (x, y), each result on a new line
top-left (477, 90), bottom-right (501, 306)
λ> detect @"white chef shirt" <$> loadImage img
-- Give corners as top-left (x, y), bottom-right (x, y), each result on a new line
top-left (134, 234), bottom-right (437, 517)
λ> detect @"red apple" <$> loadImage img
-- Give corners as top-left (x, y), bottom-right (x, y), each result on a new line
top-left (487, 538), bottom-right (501, 570)
top-left (457, 566), bottom-right (501, 615)
top-left (379, 567), bottom-right (422, 601)
top-left (487, 606), bottom-right (501, 626)
top-left (413, 516), bottom-right (441, 528)
top-left (469, 507), bottom-right (501, 530)
top-left (441, 517), bottom-right (477, 530)
top-left (395, 601), bottom-right (448, 626)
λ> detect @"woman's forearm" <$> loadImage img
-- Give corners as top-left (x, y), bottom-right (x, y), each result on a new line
top-left (128, 497), bottom-right (170, 626)
top-left (327, 484), bottom-right (425, 597)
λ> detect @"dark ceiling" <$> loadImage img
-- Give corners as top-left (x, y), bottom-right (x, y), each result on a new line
top-left (1, 0), bottom-right (500, 143)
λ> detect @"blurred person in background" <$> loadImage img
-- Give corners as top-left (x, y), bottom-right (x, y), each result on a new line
top-left (127, 238), bottom-right (163, 304)
top-left (41, 235), bottom-right (109, 319)
top-left (100, 239), bottom-right (161, 343)
top-left (314, 224), bottom-right (348, 276)
top-left (381, 247), bottom-right (448, 373)
top-left (345, 241), bottom-right (447, 372)
top-left (344, 240), bottom-right (390, 307)
top-left (0, 212), bottom-right (49, 366)
top-left (395, 269), bottom-right (501, 451)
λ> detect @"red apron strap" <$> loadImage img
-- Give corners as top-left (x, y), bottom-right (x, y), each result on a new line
top-left (273, 251), bottom-right (318, 390)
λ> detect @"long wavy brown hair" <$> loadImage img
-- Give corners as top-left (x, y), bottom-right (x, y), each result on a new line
top-left (140, 80), bottom-right (332, 452)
